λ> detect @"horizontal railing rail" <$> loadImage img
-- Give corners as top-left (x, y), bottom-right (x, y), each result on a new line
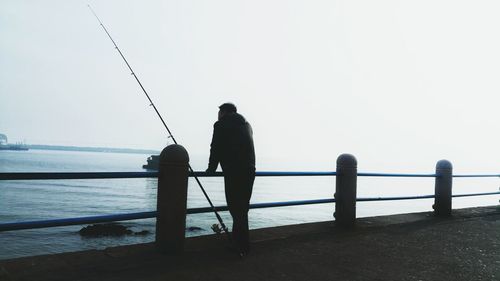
top-left (0, 172), bottom-right (159, 180)
top-left (358, 172), bottom-right (437, 178)
top-left (452, 174), bottom-right (500, 178)
top-left (1, 191), bottom-right (499, 232)
top-left (1, 170), bottom-right (499, 232)
top-left (2, 171), bottom-right (499, 181)
top-left (0, 212), bottom-right (157, 232)
top-left (0, 171), bottom-right (337, 180)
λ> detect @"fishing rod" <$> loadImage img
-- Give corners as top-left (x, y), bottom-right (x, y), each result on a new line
top-left (87, 5), bottom-right (230, 238)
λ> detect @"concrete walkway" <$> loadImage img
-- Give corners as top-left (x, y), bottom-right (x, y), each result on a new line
top-left (1, 206), bottom-right (499, 281)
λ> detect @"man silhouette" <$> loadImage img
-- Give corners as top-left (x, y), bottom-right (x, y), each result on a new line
top-left (206, 103), bottom-right (256, 255)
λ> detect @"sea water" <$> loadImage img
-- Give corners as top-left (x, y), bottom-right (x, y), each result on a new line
top-left (0, 149), bottom-right (497, 260)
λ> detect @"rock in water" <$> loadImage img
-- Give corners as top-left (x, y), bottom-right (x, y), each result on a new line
top-left (79, 223), bottom-right (132, 237)
top-left (186, 226), bottom-right (203, 232)
top-left (133, 230), bottom-right (150, 236)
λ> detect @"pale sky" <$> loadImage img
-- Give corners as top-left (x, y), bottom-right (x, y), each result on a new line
top-left (1, 0), bottom-right (499, 173)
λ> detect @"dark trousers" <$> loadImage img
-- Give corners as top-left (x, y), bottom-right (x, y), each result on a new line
top-left (223, 168), bottom-right (255, 253)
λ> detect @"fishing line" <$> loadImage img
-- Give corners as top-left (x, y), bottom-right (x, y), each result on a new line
top-left (87, 5), bottom-right (230, 238)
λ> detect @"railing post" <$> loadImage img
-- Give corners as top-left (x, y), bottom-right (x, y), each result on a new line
top-left (334, 154), bottom-right (357, 227)
top-left (433, 159), bottom-right (453, 217)
top-left (155, 144), bottom-right (190, 254)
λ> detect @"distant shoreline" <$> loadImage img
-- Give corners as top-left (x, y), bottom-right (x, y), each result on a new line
top-left (27, 144), bottom-right (160, 155)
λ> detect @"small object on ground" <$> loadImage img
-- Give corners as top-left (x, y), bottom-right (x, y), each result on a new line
top-left (211, 224), bottom-right (222, 234)
top-left (79, 223), bottom-right (132, 237)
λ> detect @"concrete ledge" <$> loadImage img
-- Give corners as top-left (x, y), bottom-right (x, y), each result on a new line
top-left (1, 206), bottom-right (499, 281)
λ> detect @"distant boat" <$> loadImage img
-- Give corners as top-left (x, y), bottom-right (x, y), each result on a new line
top-left (142, 155), bottom-right (159, 170)
top-left (0, 134), bottom-right (29, 151)
top-left (0, 143), bottom-right (29, 151)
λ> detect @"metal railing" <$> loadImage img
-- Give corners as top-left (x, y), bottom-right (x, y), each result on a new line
top-left (0, 171), bottom-right (499, 232)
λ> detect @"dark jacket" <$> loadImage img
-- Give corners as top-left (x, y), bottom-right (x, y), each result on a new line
top-left (208, 113), bottom-right (255, 173)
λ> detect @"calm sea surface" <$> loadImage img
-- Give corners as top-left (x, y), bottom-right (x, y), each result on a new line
top-left (0, 149), bottom-right (497, 260)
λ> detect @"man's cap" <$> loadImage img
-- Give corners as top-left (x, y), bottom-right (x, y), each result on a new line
top-left (219, 103), bottom-right (237, 113)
